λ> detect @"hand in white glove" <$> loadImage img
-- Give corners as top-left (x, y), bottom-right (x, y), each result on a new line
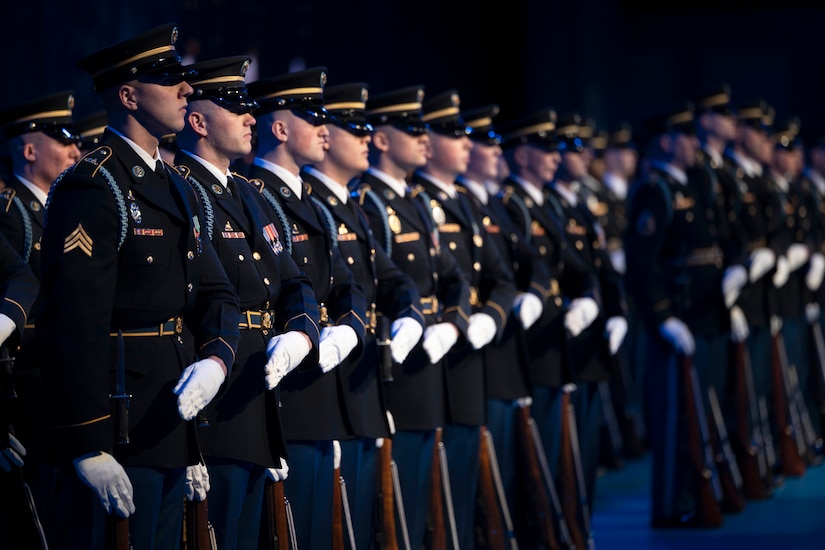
top-left (605, 316), bottom-right (628, 355)
top-left (772, 255), bottom-right (790, 288)
top-left (807, 253), bottom-right (825, 291)
top-left (73, 452), bottom-right (135, 517)
top-left (516, 396), bottom-right (533, 409)
top-left (467, 312), bottom-right (497, 350)
top-left (390, 317), bottom-right (424, 364)
top-left (786, 243), bottom-right (810, 272)
top-left (184, 462), bottom-right (210, 502)
top-left (564, 297), bottom-right (599, 337)
top-left (266, 457), bottom-right (289, 482)
top-left (333, 440), bottom-right (341, 470)
top-left (730, 305), bottom-right (749, 343)
top-left (422, 322), bottom-right (459, 364)
top-left (807, 303), bottom-right (821, 324)
top-left (0, 314), bottom-right (15, 347)
top-left (609, 248), bottom-right (626, 275)
top-left (265, 332), bottom-right (312, 390)
top-left (722, 265), bottom-right (748, 308)
top-left (770, 315), bottom-right (783, 336)
top-left (0, 433), bottom-right (25, 471)
top-left (513, 292), bottom-right (543, 330)
top-left (318, 325), bottom-right (358, 373)
top-left (749, 247), bottom-right (776, 282)
top-left (659, 317), bottom-right (695, 356)
top-left (174, 358), bottom-right (226, 421)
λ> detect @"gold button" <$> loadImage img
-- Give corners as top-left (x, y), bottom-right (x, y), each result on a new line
top-left (34, 242), bottom-right (41, 250)
top-left (539, 245), bottom-right (547, 255)
top-left (473, 262), bottom-right (481, 271)
top-left (575, 241), bottom-right (584, 250)
top-left (187, 251), bottom-right (194, 260)
top-left (685, 212), bottom-right (694, 222)
top-left (263, 277), bottom-right (270, 285)
top-left (430, 248), bottom-right (436, 256)
top-left (187, 283), bottom-right (193, 292)
top-left (407, 253), bottom-right (415, 261)
top-left (347, 256), bottom-right (354, 265)
top-left (303, 257), bottom-right (308, 264)
top-left (238, 254), bottom-right (245, 261)
top-left (449, 242), bottom-right (457, 250)
top-left (147, 256), bottom-right (154, 264)
top-left (253, 252), bottom-right (261, 260)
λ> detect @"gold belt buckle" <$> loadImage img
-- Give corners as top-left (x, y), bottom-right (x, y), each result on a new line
top-left (469, 286), bottom-right (480, 307)
top-left (367, 305), bottom-right (377, 331)
top-left (174, 316), bottom-right (183, 335)
top-left (261, 311), bottom-right (273, 330)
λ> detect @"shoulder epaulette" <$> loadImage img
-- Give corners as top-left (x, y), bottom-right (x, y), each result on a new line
top-left (0, 188), bottom-right (15, 213)
top-left (175, 164), bottom-right (191, 179)
top-left (409, 184), bottom-right (424, 198)
top-left (70, 146), bottom-right (114, 178)
top-left (248, 178), bottom-right (266, 194)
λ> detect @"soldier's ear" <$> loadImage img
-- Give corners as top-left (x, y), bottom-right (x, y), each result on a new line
top-left (371, 129), bottom-right (391, 153)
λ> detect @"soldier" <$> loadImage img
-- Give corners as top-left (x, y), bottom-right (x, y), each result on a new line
top-left (245, 66), bottom-right (368, 550)
top-left (457, 102), bottom-right (551, 545)
top-left (75, 110), bottom-right (108, 153)
top-left (549, 113), bottom-right (629, 507)
top-left (353, 84), bottom-right (472, 550)
top-left (35, 23), bottom-right (243, 550)
top-left (174, 55), bottom-right (321, 549)
top-left (625, 102), bottom-right (745, 528)
top-left (301, 81), bottom-right (425, 548)
top-left (0, 231), bottom-right (40, 549)
top-left (411, 89), bottom-right (517, 549)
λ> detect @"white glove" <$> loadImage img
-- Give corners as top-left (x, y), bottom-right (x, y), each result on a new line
top-left (806, 303), bottom-right (821, 324)
top-left (786, 243), bottom-right (810, 272)
top-left (807, 253), bottom-right (825, 291)
top-left (174, 358), bottom-right (226, 421)
top-left (609, 248), bottom-right (626, 275)
top-left (265, 331), bottom-right (312, 389)
top-left (184, 462), bottom-right (210, 502)
top-left (467, 312), bottom-right (497, 350)
top-left (722, 265), bottom-right (748, 308)
top-left (0, 314), bottom-right (15, 346)
top-left (513, 292), bottom-right (543, 330)
top-left (749, 247), bottom-right (776, 282)
top-left (564, 297), bottom-right (599, 337)
top-left (659, 317), bottom-right (695, 356)
top-left (605, 316), bottom-right (628, 355)
top-left (318, 325), bottom-right (359, 373)
top-left (266, 457), bottom-right (290, 482)
top-left (516, 396), bottom-right (533, 408)
top-left (422, 322), bottom-right (459, 364)
top-left (730, 305), bottom-right (749, 343)
top-left (772, 255), bottom-right (790, 288)
top-left (390, 317), bottom-right (424, 364)
top-left (73, 452), bottom-right (135, 518)
top-left (770, 315), bottom-right (783, 336)
top-left (0, 433), bottom-right (25, 471)
top-left (333, 440), bottom-right (341, 470)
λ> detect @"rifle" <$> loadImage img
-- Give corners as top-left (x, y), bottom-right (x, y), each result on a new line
top-left (109, 332), bottom-right (134, 550)
top-left (377, 315), bottom-right (394, 383)
top-left (333, 462), bottom-right (344, 550)
top-left (731, 341), bottom-right (771, 500)
top-left (757, 396), bottom-right (777, 473)
top-left (260, 479), bottom-right (289, 550)
top-left (376, 438), bottom-right (399, 550)
top-left (770, 332), bottom-right (806, 476)
top-left (515, 404), bottom-right (568, 550)
top-left (182, 495), bottom-right (217, 550)
top-left (810, 320), bottom-right (825, 449)
top-left (610, 351), bottom-right (646, 458)
top-left (425, 428), bottom-right (447, 550)
top-left (786, 359), bottom-right (822, 460)
top-left (559, 385), bottom-right (594, 550)
top-left (706, 386), bottom-right (745, 513)
top-left (597, 381), bottom-right (624, 469)
top-left (680, 354), bottom-right (723, 527)
top-left (482, 428), bottom-right (519, 550)
top-left (437, 436), bottom-right (459, 550)
top-left (476, 427), bottom-right (506, 549)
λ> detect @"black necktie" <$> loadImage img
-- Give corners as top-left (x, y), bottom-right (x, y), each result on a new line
top-left (155, 159), bottom-right (166, 179)
top-left (226, 175), bottom-right (242, 203)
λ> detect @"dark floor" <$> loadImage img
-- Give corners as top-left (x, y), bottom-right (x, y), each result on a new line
top-left (591, 453), bottom-right (825, 549)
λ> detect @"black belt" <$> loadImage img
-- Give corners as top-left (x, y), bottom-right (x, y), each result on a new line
top-left (239, 310), bottom-right (274, 330)
top-left (110, 316), bottom-right (182, 337)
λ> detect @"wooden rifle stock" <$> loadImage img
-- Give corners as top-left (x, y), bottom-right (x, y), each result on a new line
top-left (516, 406), bottom-right (560, 550)
top-left (425, 428), bottom-right (447, 550)
top-left (260, 479), bottom-right (289, 550)
top-left (558, 389), bottom-right (586, 550)
top-left (376, 439), bottom-right (399, 550)
top-left (107, 515), bottom-right (132, 550)
top-left (810, 320), bottom-right (825, 446)
top-left (706, 386), bottom-right (745, 513)
top-left (680, 355), bottom-right (723, 527)
top-left (731, 341), bottom-right (771, 500)
top-left (770, 333), bottom-right (806, 477)
top-left (477, 426), bottom-right (506, 549)
top-left (182, 497), bottom-right (216, 550)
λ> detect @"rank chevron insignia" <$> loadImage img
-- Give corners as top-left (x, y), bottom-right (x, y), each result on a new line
top-left (64, 223), bottom-right (93, 256)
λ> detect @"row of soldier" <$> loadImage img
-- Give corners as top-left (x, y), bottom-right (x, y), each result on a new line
top-left (0, 20), bottom-right (822, 550)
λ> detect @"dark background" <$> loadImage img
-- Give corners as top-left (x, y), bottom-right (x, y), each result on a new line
top-left (3, 0), bottom-right (825, 140)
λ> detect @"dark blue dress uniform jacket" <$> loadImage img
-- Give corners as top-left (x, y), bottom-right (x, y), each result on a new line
top-left (37, 131), bottom-right (241, 468)
top-left (245, 163), bottom-right (367, 441)
top-left (175, 153), bottom-right (320, 465)
top-left (305, 172), bottom-right (424, 439)
top-left (410, 174), bottom-right (516, 426)
top-left (354, 170), bottom-right (471, 431)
